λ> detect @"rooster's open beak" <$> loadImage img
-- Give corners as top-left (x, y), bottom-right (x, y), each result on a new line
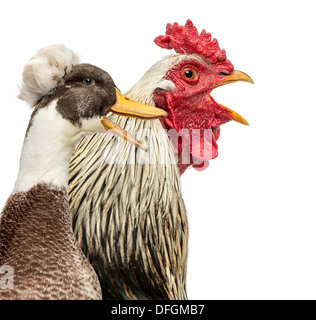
top-left (101, 89), bottom-right (167, 151)
top-left (219, 104), bottom-right (249, 126)
top-left (212, 70), bottom-right (254, 126)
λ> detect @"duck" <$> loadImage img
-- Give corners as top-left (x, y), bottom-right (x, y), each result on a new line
top-left (0, 44), bottom-right (166, 300)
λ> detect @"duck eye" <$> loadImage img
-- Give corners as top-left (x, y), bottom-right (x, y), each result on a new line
top-left (83, 78), bottom-right (94, 85)
top-left (181, 67), bottom-right (199, 82)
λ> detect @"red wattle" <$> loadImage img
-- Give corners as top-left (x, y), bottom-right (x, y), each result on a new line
top-left (191, 132), bottom-right (214, 160)
top-left (192, 160), bottom-right (210, 171)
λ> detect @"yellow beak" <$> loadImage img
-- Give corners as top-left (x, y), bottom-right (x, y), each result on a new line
top-left (213, 70), bottom-right (254, 125)
top-left (111, 89), bottom-right (168, 119)
top-left (101, 89), bottom-right (167, 150)
top-left (219, 104), bottom-right (249, 126)
top-left (213, 70), bottom-right (254, 89)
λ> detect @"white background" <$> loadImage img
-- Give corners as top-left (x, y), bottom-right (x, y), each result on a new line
top-left (0, 0), bottom-right (315, 300)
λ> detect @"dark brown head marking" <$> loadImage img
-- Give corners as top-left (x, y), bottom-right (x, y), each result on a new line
top-left (25, 64), bottom-right (117, 138)
top-left (55, 64), bottom-right (117, 126)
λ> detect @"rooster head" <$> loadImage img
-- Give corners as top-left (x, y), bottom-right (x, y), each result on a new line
top-left (152, 20), bottom-right (253, 174)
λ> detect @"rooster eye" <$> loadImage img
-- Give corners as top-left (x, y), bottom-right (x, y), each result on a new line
top-left (184, 69), bottom-right (193, 78)
top-left (83, 78), bottom-right (95, 85)
top-left (181, 67), bottom-right (199, 82)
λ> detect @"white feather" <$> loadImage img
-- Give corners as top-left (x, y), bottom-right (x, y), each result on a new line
top-left (13, 100), bottom-right (105, 194)
top-left (19, 44), bottom-right (80, 107)
top-left (125, 53), bottom-right (205, 105)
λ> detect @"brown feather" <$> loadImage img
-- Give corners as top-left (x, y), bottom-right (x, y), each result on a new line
top-left (0, 184), bottom-right (102, 300)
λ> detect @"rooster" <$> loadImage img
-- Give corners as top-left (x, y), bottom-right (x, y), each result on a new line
top-left (69, 20), bottom-right (253, 299)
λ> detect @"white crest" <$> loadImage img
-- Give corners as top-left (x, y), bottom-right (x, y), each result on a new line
top-left (19, 44), bottom-right (80, 107)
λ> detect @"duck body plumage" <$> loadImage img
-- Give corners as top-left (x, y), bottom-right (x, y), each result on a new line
top-left (0, 183), bottom-right (102, 300)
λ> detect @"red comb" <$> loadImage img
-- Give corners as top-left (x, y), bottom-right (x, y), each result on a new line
top-left (154, 20), bottom-right (228, 65)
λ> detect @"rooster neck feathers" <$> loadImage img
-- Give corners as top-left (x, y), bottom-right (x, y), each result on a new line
top-left (69, 113), bottom-right (188, 300)
top-left (68, 48), bottom-right (208, 301)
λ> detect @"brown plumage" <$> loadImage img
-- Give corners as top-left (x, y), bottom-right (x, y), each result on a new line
top-left (0, 184), bottom-right (101, 300)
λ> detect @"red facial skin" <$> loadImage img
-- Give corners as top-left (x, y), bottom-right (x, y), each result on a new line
top-left (153, 58), bottom-right (234, 174)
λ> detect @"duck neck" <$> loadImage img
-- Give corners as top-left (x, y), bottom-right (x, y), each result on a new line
top-left (13, 100), bottom-right (81, 194)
